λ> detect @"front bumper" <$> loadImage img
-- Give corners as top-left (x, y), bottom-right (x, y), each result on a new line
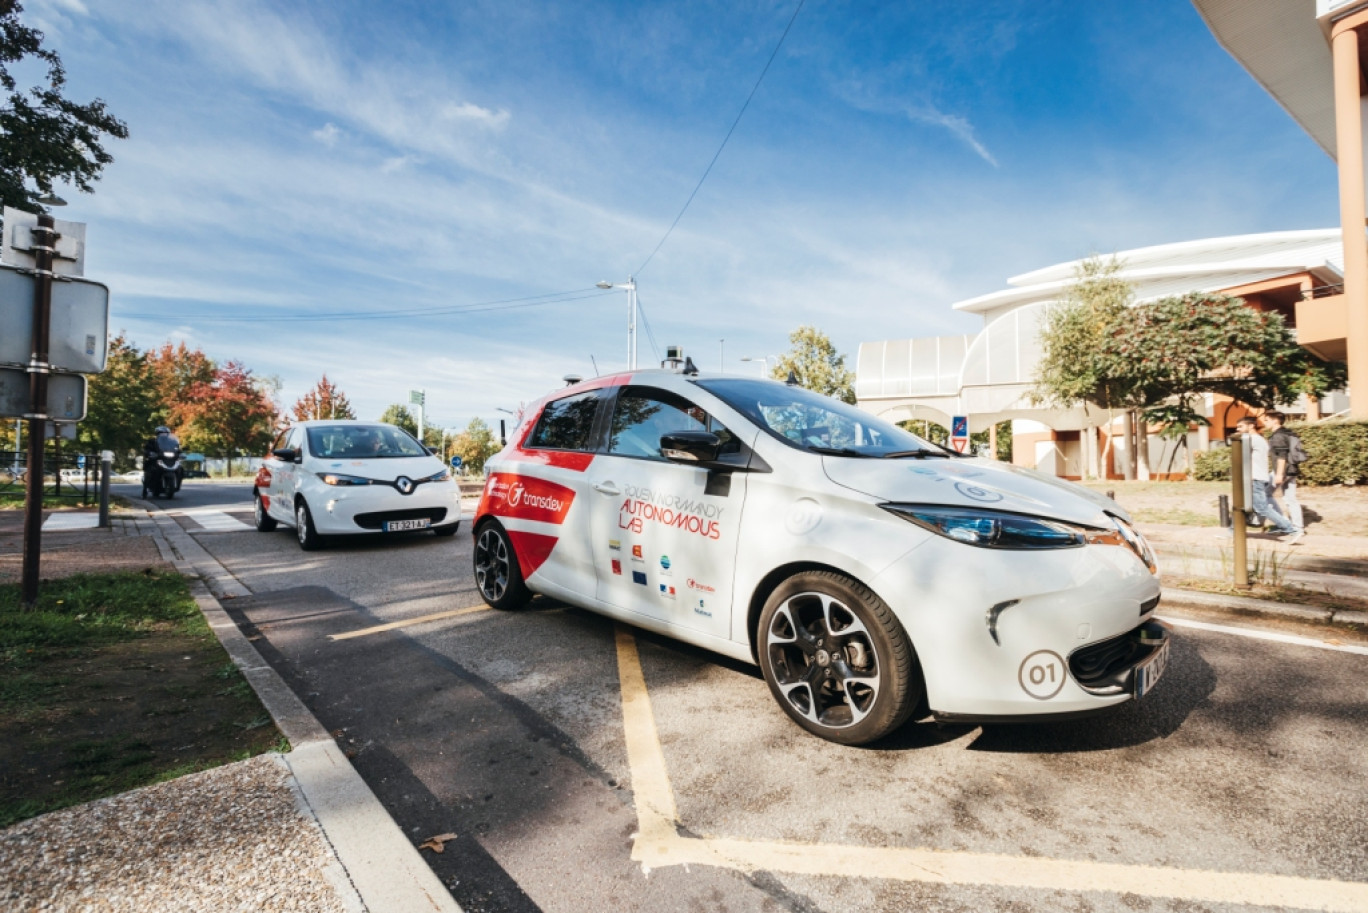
top-left (302, 480), bottom-right (464, 534)
top-left (872, 536), bottom-right (1164, 719)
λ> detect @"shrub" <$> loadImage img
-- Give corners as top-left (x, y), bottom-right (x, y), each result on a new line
top-left (1192, 447), bottom-right (1229, 481)
top-left (1289, 420), bottom-right (1368, 486)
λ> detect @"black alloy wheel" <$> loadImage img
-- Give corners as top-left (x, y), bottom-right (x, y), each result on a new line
top-left (473, 521), bottom-right (531, 610)
top-left (758, 571), bottom-right (921, 745)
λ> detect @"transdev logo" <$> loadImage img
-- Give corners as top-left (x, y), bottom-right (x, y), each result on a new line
top-left (632, 570), bottom-right (648, 585)
top-left (483, 473), bottom-right (575, 524)
top-left (686, 578), bottom-right (715, 593)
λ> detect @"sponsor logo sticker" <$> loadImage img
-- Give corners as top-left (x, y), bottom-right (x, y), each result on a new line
top-left (659, 555), bottom-right (672, 576)
top-left (693, 599), bottom-right (711, 618)
top-left (609, 539), bottom-right (621, 551)
top-left (659, 584), bottom-right (676, 599)
top-left (631, 545), bottom-right (644, 561)
top-left (611, 559), bottom-right (622, 576)
top-left (632, 570), bottom-right (648, 585)
top-left (686, 578), bottom-right (715, 593)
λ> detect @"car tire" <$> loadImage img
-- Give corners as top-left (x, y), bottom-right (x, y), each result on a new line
top-left (254, 493), bottom-right (278, 532)
top-left (295, 499), bottom-right (324, 551)
top-left (473, 521), bottom-right (531, 610)
top-left (757, 570), bottom-right (922, 746)
top-left (432, 523), bottom-right (459, 537)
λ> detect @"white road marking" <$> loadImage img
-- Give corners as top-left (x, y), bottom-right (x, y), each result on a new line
top-left (170, 508), bottom-right (252, 532)
top-left (613, 627), bottom-right (1368, 909)
top-left (1161, 615), bottom-right (1368, 655)
top-left (41, 512), bottom-right (100, 531)
top-left (330, 605), bottom-right (490, 641)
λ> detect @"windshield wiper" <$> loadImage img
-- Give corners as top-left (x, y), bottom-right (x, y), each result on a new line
top-left (809, 446), bottom-right (874, 458)
top-left (883, 449), bottom-right (950, 459)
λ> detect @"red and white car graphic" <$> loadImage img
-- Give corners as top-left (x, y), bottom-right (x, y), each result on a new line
top-left (472, 369), bottom-right (1166, 744)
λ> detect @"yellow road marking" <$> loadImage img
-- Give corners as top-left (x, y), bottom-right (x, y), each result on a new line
top-left (330, 605), bottom-right (490, 641)
top-left (613, 628), bottom-right (1368, 910)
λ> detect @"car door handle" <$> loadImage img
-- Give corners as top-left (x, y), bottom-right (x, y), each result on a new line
top-left (592, 481), bottom-right (620, 496)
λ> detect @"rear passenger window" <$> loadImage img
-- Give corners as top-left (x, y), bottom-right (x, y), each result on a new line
top-left (527, 391), bottom-right (602, 451)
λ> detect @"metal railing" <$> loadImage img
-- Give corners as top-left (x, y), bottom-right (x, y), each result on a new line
top-left (0, 450), bottom-right (102, 501)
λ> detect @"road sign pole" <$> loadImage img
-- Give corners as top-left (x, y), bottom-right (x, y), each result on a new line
top-left (21, 213), bottom-right (55, 607)
top-left (1230, 433), bottom-right (1249, 589)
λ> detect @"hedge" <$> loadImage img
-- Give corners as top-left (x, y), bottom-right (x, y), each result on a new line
top-left (1190, 421), bottom-right (1368, 485)
top-left (1288, 420), bottom-right (1368, 486)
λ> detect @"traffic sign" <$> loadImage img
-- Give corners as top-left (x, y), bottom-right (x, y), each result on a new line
top-left (0, 265), bottom-right (109, 374)
top-left (951, 415), bottom-right (969, 454)
top-left (409, 389), bottom-right (425, 406)
top-left (0, 369), bottom-right (87, 420)
top-left (450, 455), bottom-right (463, 469)
top-left (1, 207), bottom-right (87, 276)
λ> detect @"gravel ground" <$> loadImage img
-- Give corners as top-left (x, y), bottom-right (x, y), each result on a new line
top-left (0, 514), bottom-right (167, 583)
top-left (0, 754), bottom-right (356, 913)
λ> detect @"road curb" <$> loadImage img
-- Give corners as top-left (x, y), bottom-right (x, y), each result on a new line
top-left (144, 507), bottom-right (463, 913)
top-left (1164, 587), bottom-right (1365, 627)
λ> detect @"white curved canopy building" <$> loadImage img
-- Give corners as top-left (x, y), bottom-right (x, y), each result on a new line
top-left (857, 229), bottom-right (1348, 476)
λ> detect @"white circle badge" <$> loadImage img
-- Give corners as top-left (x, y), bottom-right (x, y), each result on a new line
top-left (785, 498), bottom-right (822, 535)
top-left (1018, 650), bottom-right (1066, 700)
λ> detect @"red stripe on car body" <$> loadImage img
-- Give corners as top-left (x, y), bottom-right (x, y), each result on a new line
top-left (480, 472), bottom-right (576, 525)
top-left (506, 530), bottom-right (559, 577)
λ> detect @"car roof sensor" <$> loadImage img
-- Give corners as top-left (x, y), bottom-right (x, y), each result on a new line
top-left (562, 374), bottom-right (583, 386)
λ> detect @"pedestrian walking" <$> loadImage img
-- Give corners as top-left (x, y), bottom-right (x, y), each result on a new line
top-left (1234, 416), bottom-right (1302, 544)
top-left (1261, 410), bottom-right (1307, 532)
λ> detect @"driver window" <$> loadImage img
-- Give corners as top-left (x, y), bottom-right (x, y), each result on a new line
top-left (608, 387), bottom-right (738, 461)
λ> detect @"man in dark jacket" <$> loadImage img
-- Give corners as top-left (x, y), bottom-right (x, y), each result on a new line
top-left (1261, 411), bottom-right (1304, 534)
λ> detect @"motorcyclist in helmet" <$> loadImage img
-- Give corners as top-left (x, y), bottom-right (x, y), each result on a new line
top-left (142, 425), bottom-right (184, 498)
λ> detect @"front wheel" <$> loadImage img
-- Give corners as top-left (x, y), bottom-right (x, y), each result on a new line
top-left (757, 571), bottom-right (921, 745)
top-left (473, 521), bottom-right (531, 610)
top-left (254, 493), bottom-right (278, 532)
top-left (295, 500), bottom-right (324, 551)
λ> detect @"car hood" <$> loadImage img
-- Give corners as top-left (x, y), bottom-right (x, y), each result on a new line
top-left (821, 456), bottom-right (1128, 528)
top-left (310, 455), bottom-right (444, 481)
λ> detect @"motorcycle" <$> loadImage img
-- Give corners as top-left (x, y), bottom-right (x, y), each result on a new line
top-left (141, 432), bottom-right (184, 500)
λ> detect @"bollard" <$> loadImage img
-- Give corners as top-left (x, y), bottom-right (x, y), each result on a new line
top-left (1105, 489), bottom-right (1115, 501)
top-left (98, 450), bottom-right (112, 528)
top-left (1229, 434), bottom-right (1250, 588)
top-left (1218, 493), bottom-right (1231, 528)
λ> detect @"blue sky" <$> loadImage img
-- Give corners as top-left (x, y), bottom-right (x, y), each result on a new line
top-left (21, 0), bottom-right (1339, 431)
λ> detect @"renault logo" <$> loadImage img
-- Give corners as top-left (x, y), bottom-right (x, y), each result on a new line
top-left (395, 476), bottom-right (414, 494)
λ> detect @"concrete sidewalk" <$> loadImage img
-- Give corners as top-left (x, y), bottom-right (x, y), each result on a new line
top-left (0, 507), bottom-right (463, 913)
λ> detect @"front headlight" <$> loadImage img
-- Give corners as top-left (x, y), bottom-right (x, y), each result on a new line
top-left (162, 451), bottom-right (176, 459)
top-left (881, 504), bottom-right (1098, 550)
top-left (422, 469), bottom-right (452, 483)
top-left (316, 472), bottom-right (372, 486)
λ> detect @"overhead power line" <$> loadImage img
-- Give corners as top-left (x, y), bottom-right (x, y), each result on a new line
top-left (634, 0), bottom-right (806, 276)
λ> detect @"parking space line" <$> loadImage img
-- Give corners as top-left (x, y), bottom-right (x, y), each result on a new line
top-left (612, 629), bottom-right (1368, 909)
top-left (330, 605), bottom-right (490, 641)
top-left (1160, 615), bottom-right (1368, 655)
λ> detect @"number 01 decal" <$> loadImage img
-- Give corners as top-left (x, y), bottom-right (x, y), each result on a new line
top-left (1018, 650), bottom-right (1066, 700)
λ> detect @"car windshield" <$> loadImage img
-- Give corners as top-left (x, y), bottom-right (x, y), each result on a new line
top-left (695, 377), bottom-right (944, 458)
top-left (306, 424), bottom-right (427, 459)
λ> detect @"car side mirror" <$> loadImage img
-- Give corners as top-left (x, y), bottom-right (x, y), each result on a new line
top-left (272, 447), bottom-right (297, 462)
top-left (660, 431), bottom-right (721, 465)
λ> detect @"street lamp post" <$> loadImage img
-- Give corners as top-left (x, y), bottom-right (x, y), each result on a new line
top-left (596, 277), bottom-right (638, 370)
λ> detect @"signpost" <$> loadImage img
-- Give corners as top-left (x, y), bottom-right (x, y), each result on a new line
top-left (950, 415), bottom-right (970, 453)
top-left (409, 389), bottom-right (426, 444)
top-left (0, 207), bottom-right (107, 605)
top-left (1229, 434), bottom-right (1252, 589)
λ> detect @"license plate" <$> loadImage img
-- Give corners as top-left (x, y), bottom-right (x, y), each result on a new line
top-left (384, 518), bottom-right (431, 532)
top-left (1134, 637), bottom-right (1171, 697)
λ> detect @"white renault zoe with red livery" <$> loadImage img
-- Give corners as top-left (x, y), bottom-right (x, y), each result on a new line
top-left (255, 420), bottom-right (462, 549)
top-left (472, 367), bottom-right (1166, 744)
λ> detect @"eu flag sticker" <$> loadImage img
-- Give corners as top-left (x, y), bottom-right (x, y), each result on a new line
top-left (632, 571), bottom-right (648, 585)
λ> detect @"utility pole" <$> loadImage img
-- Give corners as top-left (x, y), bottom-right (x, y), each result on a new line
top-left (21, 214), bottom-right (55, 606)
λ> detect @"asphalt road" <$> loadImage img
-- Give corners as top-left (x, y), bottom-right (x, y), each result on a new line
top-left (122, 480), bottom-right (1368, 913)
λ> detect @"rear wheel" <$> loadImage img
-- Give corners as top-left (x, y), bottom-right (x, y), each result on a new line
top-left (473, 521), bottom-right (531, 609)
top-left (295, 500), bottom-right (323, 551)
top-left (757, 571), bottom-right (921, 745)
top-left (254, 493), bottom-right (278, 532)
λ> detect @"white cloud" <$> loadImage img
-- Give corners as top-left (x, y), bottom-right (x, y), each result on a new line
top-left (380, 155), bottom-right (418, 174)
top-left (441, 101), bottom-right (511, 130)
top-left (312, 123), bottom-right (341, 146)
top-left (905, 104), bottom-right (998, 167)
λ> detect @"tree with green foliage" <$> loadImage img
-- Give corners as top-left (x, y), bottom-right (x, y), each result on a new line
top-left (450, 417), bottom-right (500, 475)
top-left (77, 334), bottom-right (156, 467)
top-left (771, 325), bottom-right (856, 404)
top-left (1031, 256), bottom-right (1136, 478)
top-left (0, 1), bottom-right (128, 216)
top-left (379, 404), bottom-right (418, 437)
